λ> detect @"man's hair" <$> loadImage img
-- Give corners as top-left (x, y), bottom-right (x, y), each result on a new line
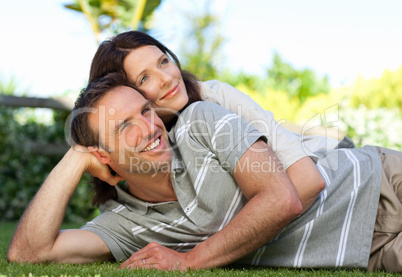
top-left (70, 72), bottom-right (132, 206)
top-left (89, 30), bottom-right (202, 106)
top-left (70, 72), bottom-right (132, 147)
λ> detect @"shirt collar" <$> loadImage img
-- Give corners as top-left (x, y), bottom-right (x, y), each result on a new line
top-left (115, 184), bottom-right (179, 215)
top-left (168, 128), bottom-right (185, 174)
top-left (115, 185), bottom-right (149, 215)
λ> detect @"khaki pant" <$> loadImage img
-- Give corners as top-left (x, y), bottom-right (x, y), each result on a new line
top-left (368, 147), bottom-right (402, 272)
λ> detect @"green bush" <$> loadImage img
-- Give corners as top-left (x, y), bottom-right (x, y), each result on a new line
top-left (233, 65), bottom-right (402, 151)
top-left (0, 105), bottom-right (96, 223)
top-left (337, 106), bottom-right (402, 150)
top-left (266, 52), bottom-right (330, 103)
top-left (349, 67), bottom-right (402, 110)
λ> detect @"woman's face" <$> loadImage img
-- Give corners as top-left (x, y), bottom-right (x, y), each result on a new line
top-left (123, 45), bottom-right (188, 122)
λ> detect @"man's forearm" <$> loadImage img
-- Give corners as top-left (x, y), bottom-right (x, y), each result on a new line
top-left (119, 178), bottom-right (301, 271)
top-left (186, 150), bottom-right (323, 268)
top-left (118, 141), bottom-right (302, 271)
top-left (186, 141), bottom-right (302, 269)
top-left (7, 148), bottom-right (87, 262)
top-left (187, 188), bottom-right (301, 269)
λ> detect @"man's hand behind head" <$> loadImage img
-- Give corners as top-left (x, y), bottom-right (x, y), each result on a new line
top-left (72, 145), bottom-right (125, 186)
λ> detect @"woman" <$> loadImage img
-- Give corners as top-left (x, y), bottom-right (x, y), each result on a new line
top-left (88, 31), bottom-right (327, 212)
top-left (89, 31), bottom-right (338, 168)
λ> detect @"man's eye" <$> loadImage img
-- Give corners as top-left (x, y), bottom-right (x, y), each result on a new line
top-left (121, 122), bottom-right (131, 131)
top-left (142, 108), bottom-right (150, 115)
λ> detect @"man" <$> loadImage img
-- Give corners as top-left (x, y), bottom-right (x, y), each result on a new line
top-left (7, 73), bottom-right (304, 269)
top-left (7, 73), bottom-right (402, 272)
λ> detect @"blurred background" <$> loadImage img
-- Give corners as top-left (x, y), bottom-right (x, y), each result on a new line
top-left (1, 0), bottom-right (401, 223)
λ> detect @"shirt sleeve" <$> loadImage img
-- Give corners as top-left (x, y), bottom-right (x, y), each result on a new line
top-left (176, 101), bottom-right (267, 173)
top-left (81, 208), bottom-right (141, 261)
top-left (199, 80), bottom-right (309, 169)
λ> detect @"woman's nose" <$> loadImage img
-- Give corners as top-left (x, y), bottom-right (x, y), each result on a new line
top-left (158, 69), bottom-right (172, 88)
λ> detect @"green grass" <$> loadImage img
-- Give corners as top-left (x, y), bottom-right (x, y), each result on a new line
top-left (0, 222), bottom-right (399, 276)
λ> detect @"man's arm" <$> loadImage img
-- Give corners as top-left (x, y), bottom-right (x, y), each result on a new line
top-left (7, 148), bottom-right (119, 264)
top-left (119, 140), bottom-right (303, 270)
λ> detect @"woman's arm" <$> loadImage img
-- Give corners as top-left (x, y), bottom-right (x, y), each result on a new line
top-left (286, 156), bottom-right (325, 213)
top-left (199, 80), bottom-right (309, 169)
top-left (201, 80), bottom-right (326, 212)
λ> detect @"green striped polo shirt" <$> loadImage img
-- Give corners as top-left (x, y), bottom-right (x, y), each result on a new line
top-left (82, 101), bottom-right (382, 269)
top-left (81, 101), bottom-right (264, 260)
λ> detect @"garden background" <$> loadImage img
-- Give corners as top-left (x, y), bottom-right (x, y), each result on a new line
top-left (1, 0), bottom-right (402, 275)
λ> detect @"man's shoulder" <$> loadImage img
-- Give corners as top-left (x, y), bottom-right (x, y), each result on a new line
top-left (180, 101), bottom-right (231, 120)
top-left (171, 101), bottom-right (240, 143)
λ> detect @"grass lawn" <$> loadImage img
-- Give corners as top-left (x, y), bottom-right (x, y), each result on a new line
top-left (0, 221), bottom-right (399, 277)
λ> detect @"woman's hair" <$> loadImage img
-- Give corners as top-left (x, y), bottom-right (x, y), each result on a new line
top-left (81, 31), bottom-right (203, 206)
top-left (89, 31), bottom-right (202, 105)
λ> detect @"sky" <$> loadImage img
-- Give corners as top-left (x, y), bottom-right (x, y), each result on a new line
top-left (0, 0), bottom-right (401, 97)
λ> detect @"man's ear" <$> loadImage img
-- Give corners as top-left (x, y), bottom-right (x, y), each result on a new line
top-left (87, 146), bottom-right (111, 164)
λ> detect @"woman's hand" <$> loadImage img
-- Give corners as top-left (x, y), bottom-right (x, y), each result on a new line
top-left (119, 242), bottom-right (191, 271)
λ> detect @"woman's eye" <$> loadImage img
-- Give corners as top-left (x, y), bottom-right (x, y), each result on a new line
top-left (140, 75), bottom-right (148, 84)
top-left (161, 58), bottom-right (169, 65)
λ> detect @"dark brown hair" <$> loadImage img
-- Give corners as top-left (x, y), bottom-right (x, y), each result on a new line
top-left (89, 31), bottom-right (202, 106)
top-left (70, 72), bottom-right (133, 206)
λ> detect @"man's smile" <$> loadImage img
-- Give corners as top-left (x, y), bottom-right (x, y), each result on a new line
top-left (141, 137), bottom-right (161, 152)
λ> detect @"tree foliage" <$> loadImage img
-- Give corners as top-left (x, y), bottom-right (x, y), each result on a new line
top-left (348, 67), bottom-right (402, 109)
top-left (0, 106), bottom-right (97, 222)
top-left (266, 52), bottom-right (330, 103)
top-left (0, 80), bottom-right (96, 222)
top-left (180, 5), bottom-right (225, 81)
top-left (337, 106), bottom-right (402, 150)
top-left (0, 76), bottom-right (19, 96)
top-left (64, 0), bottom-right (162, 43)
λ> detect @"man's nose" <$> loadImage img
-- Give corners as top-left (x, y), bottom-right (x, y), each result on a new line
top-left (138, 115), bottom-right (158, 139)
top-left (146, 117), bottom-right (157, 134)
top-left (128, 118), bottom-right (157, 151)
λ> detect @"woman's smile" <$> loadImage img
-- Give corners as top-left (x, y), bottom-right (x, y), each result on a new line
top-left (161, 84), bottom-right (180, 100)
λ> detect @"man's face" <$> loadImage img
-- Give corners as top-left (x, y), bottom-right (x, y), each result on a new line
top-left (90, 86), bottom-right (172, 176)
